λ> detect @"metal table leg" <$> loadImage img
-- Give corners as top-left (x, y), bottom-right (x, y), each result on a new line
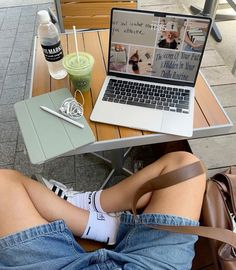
top-left (232, 60), bottom-right (236, 75)
top-left (91, 148), bottom-right (133, 189)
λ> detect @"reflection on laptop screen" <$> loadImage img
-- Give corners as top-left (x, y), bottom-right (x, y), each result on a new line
top-left (109, 9), bottom-right (211, 84)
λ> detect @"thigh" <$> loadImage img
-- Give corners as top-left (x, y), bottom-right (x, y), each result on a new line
top-left (0, 169), bottom-right (48, 238)
top-left (144, 173), bottom-right (206, 221)
top-left (144, 152), bottom-right (206, 221)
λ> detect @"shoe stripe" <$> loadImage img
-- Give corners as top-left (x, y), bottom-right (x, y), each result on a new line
top-left (93, 192), bottom-right (98, 212)
top-left (50, 184), bottom-right (69, 200)
top-left (52, 185), bottom-right (57, 192)
top-left (58, 189), bottom-right (63, 197)
top-left (51, 185), bottom-right (65, 199)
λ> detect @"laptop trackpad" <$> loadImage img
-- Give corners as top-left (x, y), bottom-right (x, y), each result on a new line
top-left (91, 102), bottom-right (163, 132)
top-left (161, 111), bottom-right (193, 137)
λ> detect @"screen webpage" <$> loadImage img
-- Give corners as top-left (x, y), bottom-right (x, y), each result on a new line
top-left (109, 10), bottom-right (210, 83)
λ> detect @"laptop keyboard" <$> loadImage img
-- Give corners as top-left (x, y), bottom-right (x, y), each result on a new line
top-left (102, 79), bottom-right (190, 114)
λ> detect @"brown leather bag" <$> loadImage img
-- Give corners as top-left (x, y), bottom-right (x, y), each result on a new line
top-left (201, 167), bottom-right (236, 270)
top-left (132, 162), bottom-right (236, 270)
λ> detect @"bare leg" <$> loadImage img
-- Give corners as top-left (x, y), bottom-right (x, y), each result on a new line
top-left (100, 151), bottom-right (206, 220)
top-left (0, 169), bottom-right (89, 238)
top-left (0, 151), bottom-right (205, 239)
top-left (143, 152), bottom-right (206, 221)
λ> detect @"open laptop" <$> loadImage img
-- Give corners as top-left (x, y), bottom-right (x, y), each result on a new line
top-left (90, 8), bottom-right (212, 137)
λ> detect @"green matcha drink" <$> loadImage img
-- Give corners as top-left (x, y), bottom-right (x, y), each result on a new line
top-left (63, 52), bottom-right (94, 92)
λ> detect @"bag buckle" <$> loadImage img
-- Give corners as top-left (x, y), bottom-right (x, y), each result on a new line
top-left (230, 213), bottom-right (236, 233)
top-left (230, 213), bottom-right (236, 257)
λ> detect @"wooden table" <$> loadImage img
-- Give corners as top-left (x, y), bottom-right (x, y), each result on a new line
top-left (31, 29), bottom-right (233, 156)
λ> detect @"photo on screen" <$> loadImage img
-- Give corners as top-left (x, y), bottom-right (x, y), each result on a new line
top-left (127, 46), bottom-right (154, 75)
top-left (109, 43), bottom-right (128, 72)
top-left (156, 17), bottom-right (186, 50)
top-left (183, 19), bottom-right (209, 53)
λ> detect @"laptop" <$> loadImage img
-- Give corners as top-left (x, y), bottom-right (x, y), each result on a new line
top-left (90, 8), bottom-right (212, 137)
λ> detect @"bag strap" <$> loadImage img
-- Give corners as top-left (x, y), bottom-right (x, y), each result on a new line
top-left (131, 161), bottom-right (236, 249)
top-left (214, 172), bottom-right (236, 215)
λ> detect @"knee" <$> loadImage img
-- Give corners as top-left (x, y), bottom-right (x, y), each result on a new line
top-left (163, 151), bottom-right (200, 166)
top-left (161, 151), bottom-right (206, 179)
top-left (0, 169), bottom-right (22, 187)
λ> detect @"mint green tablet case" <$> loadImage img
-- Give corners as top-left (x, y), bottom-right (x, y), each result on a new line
top-left (14, 88), bottom-right (95, 164)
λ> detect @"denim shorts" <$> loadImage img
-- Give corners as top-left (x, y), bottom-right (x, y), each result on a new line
top-left (0, 212), bottom-right (198, 270)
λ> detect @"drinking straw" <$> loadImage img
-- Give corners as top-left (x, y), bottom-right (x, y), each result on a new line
top-left (73, 25), bottom-right (80, 63)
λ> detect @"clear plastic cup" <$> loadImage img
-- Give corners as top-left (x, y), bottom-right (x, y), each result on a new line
top-left (63, 52), bottom-right (94, 92)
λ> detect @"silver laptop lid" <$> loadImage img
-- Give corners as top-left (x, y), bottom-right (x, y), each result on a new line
top-left (108, 8), bottom-right (212, 87)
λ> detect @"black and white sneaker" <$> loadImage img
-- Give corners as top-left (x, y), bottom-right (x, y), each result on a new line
top-left (32, 174), bottom-right (82, 200)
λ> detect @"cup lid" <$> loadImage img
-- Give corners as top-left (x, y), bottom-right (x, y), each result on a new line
top-left (63, 52), bottom-right (94, 71)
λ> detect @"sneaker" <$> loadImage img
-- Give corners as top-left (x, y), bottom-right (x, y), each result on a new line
top-left (31, 174), bottom-right (123, 219)
top-left (32, 174), bottom-right (82, 200)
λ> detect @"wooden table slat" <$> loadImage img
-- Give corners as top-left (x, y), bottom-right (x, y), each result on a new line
top-left (83, 31), bottom-right (120, 141)
top-left (195, 74), bottom-right (230, 126)
top-left (68, 32), bottom-right (84, 51)
top-left (193, 100), bottom-right (209, 128)
top-left (119, 127), bottom-right (143, 138)
top-left (98, 30), bottom-right (109, 71)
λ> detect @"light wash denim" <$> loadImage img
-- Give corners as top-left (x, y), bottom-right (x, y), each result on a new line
top-left (0, 212), bottom-right (198, 270)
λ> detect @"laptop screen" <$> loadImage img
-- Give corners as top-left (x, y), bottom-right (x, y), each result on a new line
top-left (108, 9), bottom-right (211, 86)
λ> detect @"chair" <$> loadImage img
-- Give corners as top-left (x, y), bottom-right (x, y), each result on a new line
top-left (54, 0), bottom-right (138, 32)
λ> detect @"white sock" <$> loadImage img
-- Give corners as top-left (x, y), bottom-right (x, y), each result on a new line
top-left (81, 211), bottom-right (120, 245)
top-left (68, 190), bottom-right (105, 213)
